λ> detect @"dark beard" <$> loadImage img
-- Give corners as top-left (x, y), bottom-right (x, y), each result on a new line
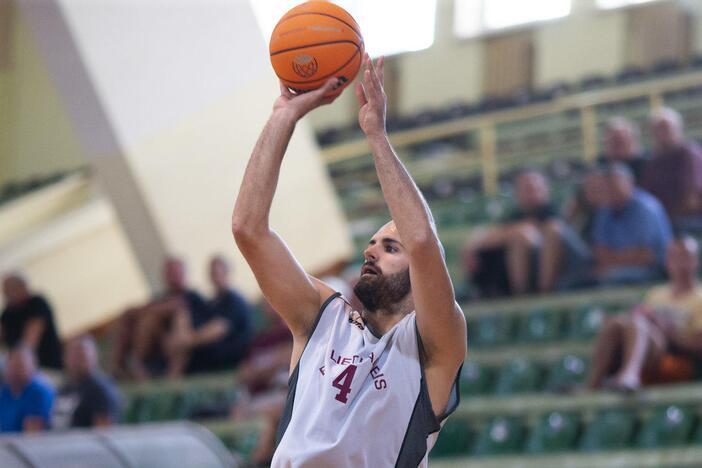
top-left (353, 268), bottom-right (411, 313)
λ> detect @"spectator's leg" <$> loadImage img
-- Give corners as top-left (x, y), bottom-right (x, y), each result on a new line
top-left (506, 223), bottom-right (541, 295)
top-left (612, 315), bottom-right (666, 390)
top-left (130, 311), bottom-right (168, 380)
top-left (164, 308), bottom-right (193, 378)
top-left (538, 220), bottom-right (564, 293)
top-left (471, 248), bottom-right (509, 298)
top-left (248, 391), bottom-right (286, 467)
top-left (586, 316), bottom-right (626, 389)
top-left (250, 414), bottom-right (280, 466)
top-left (550, 221), bottom-right (593, 291)
top-left (109, 308), bottom-right (139, 379)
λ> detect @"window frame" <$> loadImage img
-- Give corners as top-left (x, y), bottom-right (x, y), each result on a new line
top-left (453, 0), bottom-right (573, 40)
top-left (594, 0), bottom-right (661, 12)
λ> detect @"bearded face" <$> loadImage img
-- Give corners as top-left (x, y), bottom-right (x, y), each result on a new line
top-left (353, 264), bottom-right (411, 313)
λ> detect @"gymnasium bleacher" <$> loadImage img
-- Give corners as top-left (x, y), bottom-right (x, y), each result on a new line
top-left (49, 62), bottom-right (699, 466)
top-left (106, 286), bottom-right (702, 466)
top-left (5, 1), bottom-right (702, 466)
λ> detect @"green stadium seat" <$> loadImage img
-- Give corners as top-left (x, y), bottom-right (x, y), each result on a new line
top-left (525, 411), bottom-right (580, 454)
top-left (124, 396), bottom-right (144, 424)
top-left (580, 409), bottom-right (636, 451)
top-left (181, 388), bottom-right (236, 420)
top-left (544, 355), bottom-right (589, 392)
top-left (568, 305), bottom-right (606, 340)
top-left (460, 362), bottom-right (494, 396)
top-left (495, 358), bottom-right (542, 395)
top-left (222, 428), bottom-right (260, 460)
top-left (472, 416), bottom-right (525, 456)
top-left (431, 418), bottom-right (472, 458)
top-left (518, 308), bottom-right (563, 343)
top-left (692, 417), bottom-right (702, 443)
top-left (138, 391), bottom-right (182, 422)
top-left (471, 315), bottom-right (514, 348)
top-left (636, 405), bottom-right (695, 448)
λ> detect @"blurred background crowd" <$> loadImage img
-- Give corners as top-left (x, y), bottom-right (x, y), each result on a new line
top-left (5, 0), bottom-right (702, 467)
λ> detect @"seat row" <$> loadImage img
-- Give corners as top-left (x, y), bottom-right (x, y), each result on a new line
top-left (316, 58), bottom-right (702, 147)
top-left (123, 380), bottom-right (237, 424)
top-left (468, 303), bottom-right (629, 348)
top-left (432, 404), bottom-right (702, 459)
top-left (461, 354), bottom-right (589, 396)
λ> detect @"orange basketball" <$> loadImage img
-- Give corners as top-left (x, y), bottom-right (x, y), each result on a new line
top-left (269, 1), bottom-right (364, 98)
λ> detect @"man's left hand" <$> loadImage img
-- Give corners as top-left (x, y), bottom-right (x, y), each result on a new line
top-left (355, 54), bottom-right (387, 139)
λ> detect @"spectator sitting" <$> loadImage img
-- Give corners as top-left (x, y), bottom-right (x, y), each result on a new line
top-left (563, 167), bottom-right (608, 244)
top-left (0, 346), bottom-right (54, 433)
top-left (231, 300), bottom-right (293, 467)
top-left (165, 255), bottom-right (254, 376)
top-left (462, 168), bottom-right (590, 297)
top-left (52, 335), bottom-right (122, 429)
top-left (642, 107), bottom-right (702, 229)
top-left (1, 273), bottom-right (63, 369)
top-left (598, 117), bottom-right (648, 183)
top-left (591, 163), bottom-right (672, 285)
top-left (110, 256), bottom-right (211, 380)
top-left (586, 236), bottom-right (702, 392)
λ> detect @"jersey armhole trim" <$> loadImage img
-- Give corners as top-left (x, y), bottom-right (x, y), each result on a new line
top-left (286, 291), bottom-right (342, 385)
top-left (414, 324), bottom-right (442, 432)
top-left (415, 323), bottom-right (464, 425)
top-left (276, 291), bottom-right (342, 447)
top-left (437, 364), bottom-right (463, 423)
top-left (304, 291), bottom-right (341, 356)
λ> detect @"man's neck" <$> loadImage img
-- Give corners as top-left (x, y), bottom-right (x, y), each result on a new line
top-left (9, 294), bottom-right (31, 307)
top-left (612, 152), bottom-right (637, 161)
top-left (658, 141), bottom-right (684, 154)
top-left (671, 278), bottom-right (697, 296)
top-left (9, 378), bottom-right (31, 397)
top-left (361, 296), bottom-right (414, 337)
top-left (70, 369), bottom-right (95, 385)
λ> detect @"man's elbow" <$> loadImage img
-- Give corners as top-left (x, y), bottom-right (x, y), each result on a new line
top-left (405, 230), bottom-right (441, 254)
top-left (232, 218), bottom-right (266, 242)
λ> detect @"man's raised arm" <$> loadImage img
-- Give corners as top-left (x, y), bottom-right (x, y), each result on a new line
top-left (355, 55), bottom-right (466, 371)
top-left (232, 79), bottom-right (340, 339)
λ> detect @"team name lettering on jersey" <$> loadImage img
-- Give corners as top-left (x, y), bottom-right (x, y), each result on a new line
top-left (319, 349), bottom-right (387, 392)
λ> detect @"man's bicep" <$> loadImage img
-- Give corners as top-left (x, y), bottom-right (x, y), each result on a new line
top-left (236, 230), bottom-right (322, 336)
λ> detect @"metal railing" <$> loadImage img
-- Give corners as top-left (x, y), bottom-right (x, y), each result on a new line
top-left (321, 69), bottom-right (702, 195)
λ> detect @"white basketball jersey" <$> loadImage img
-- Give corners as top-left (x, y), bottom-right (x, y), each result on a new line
top-left (271, 293), bottom-right (461, 468)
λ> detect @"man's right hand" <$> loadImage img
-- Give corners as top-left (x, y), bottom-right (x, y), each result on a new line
top-left (273, 78), bottom-right (343, 121)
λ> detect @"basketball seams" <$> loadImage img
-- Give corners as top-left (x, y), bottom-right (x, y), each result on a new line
top-left (270, 39), bottom-right (361, 58)
top-left (269, 4), bottom-right (364, 93)
top-left (276, 12), bottom-right (362, 40)
top-left (280, 47), bottom-right (361, 85)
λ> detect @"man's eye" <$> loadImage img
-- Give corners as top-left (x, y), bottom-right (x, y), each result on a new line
top-left (385, 246), bottom-right (395, 253)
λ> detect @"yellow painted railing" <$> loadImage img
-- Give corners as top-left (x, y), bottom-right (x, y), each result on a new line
top-left (321, 69), bottom-right (702, 194)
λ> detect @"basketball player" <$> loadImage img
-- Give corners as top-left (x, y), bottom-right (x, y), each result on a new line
top-left (232, 53), bottom-right (467, 467)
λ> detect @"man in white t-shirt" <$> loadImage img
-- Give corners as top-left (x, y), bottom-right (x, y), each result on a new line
top-left (232, 54), bottom-right (467, 467)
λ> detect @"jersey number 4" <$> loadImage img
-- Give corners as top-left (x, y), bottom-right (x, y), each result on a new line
top-left (332, 365), bottom-right (357, 404)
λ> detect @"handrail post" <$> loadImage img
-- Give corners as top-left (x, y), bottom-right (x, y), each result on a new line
top-left (649, 91), bottom-right (664, 112)
top-left (581, 106), bottom-right (598, 164)
top-left (480, 123), bottom-right (498, 195)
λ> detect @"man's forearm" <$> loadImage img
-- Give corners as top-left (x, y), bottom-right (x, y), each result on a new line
top-left (232, 110), bottom-right (297, 234)
top-left (368, 134), bottom-right (435, 248)
top-left (594, 246), bottom-right (654, 269)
